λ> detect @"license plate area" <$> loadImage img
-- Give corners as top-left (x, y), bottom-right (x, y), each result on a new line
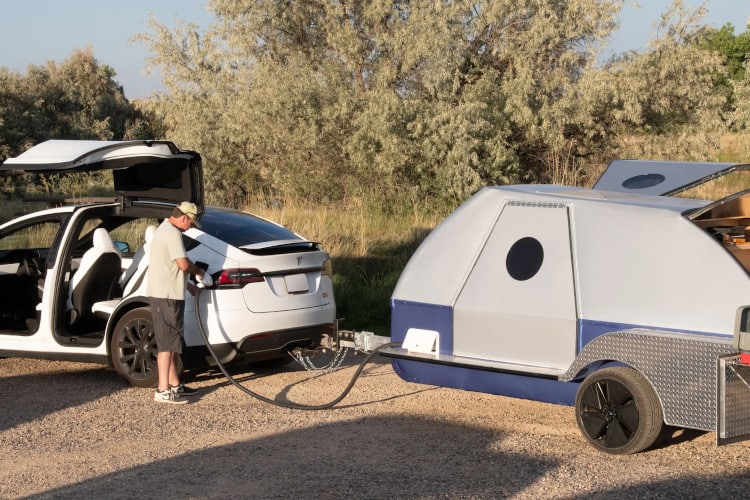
top-left (284, 273), bottom-right (309, 294)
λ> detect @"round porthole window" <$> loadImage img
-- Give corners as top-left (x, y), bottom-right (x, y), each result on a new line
top-left (621, 173), bottom-right (666, 190)
top-left (506, 237), bottom-right (544, 281)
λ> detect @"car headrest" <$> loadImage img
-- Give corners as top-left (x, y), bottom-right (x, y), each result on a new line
top-left (144, 225), bottom-right (157, 245)
top-left (93, 228), bottom-right (117, 252)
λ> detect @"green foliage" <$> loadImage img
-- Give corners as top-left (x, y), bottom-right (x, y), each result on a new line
top-left (0, 49), bottom-right (162, 196)
top-left (0, 48), bottom-right (154, 161)
top-left (693, 23), bottom-right (750, 81)
top-left (0, 0), bottom-right (745, 207)
top-left (137, 0), bottom-right (630, 206)
top-left (581, 0), bottom-right (730, 171)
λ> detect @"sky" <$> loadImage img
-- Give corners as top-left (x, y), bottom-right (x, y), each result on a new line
top-left (0, 1), bottom-right (749, 100)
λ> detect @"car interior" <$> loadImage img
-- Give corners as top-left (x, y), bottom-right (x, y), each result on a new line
top-left (0, 208), bottom-right (158, 338)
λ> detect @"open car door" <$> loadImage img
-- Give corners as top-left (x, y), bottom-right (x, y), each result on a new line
top-left (0, 140), bottom-right (204, 215)
top-left (593, 159), bottom-right (750, 197)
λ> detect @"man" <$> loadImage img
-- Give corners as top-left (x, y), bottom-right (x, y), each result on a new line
top-left (147, 201), bottom-right (207, 404)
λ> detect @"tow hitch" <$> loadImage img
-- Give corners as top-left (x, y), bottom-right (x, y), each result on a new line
top-left (290, 326), bottom-right (392, 373)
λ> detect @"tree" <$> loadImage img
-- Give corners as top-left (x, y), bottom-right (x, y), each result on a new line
top-left (583, 0), bottom-right (729, 169)
top-left (693, 23), bottom-right (750, 81)
top-left (138, 0), bottom-right (732, 205)
top-left (0, 48), bottom-right (154, 161)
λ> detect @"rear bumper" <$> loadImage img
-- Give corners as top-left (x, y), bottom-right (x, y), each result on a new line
top-left (237, 323), bottom-right (333, 357)
top-left (182, 323), bottom-right (334, 367)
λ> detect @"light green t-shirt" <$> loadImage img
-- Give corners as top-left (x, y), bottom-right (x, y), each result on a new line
top-left (146, 218), bottom-right (188, 299)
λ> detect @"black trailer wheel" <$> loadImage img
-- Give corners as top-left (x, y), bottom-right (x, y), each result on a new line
top-left (575, 366), bottom-right (663, 455)
top-left (110, 307), bottom-right (159, 388)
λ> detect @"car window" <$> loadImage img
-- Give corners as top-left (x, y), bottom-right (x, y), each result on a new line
top-left (199, 208), bottom-right (301, 247)
top-left (109, 218), bottom-right (160, 254)
top-left (0, 220), bottom-right (60, 252)
top-left (77, 218), bottom-right (103, 246)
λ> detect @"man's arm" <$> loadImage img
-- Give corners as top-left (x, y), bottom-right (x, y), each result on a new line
top-left (175, 257), bottom-right (204, 280)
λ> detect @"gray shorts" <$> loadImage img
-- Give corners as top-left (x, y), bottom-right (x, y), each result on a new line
top-left (151, 298), bottom-right (185, 354)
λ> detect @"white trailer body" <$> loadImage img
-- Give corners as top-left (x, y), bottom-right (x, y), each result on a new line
top-left (382, 160), bottom-right (750, 453)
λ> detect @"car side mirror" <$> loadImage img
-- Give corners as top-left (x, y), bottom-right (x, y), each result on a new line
top-left (113, 241), bottom-right (131, 254)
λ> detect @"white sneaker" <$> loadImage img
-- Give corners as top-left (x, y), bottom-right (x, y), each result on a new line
top-left (154, 389), bottom-right (188, 405)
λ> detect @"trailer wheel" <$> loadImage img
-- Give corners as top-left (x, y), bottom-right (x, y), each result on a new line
top-left (575, 366), bottom-right (663, 455)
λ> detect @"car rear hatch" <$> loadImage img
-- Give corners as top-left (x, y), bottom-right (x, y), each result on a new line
top-left (195, 208), bottom-right (333, 313)
top-left (0, 140), bottom-right (204, 215)
top-left (231, 241), bottom-right (333, 313)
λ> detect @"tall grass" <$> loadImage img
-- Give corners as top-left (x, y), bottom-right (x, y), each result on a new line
top-left (245, 195), bottom-right (449, 335)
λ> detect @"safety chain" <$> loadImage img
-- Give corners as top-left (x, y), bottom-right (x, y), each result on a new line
top-left (290, 347), bottom-right (350, 374)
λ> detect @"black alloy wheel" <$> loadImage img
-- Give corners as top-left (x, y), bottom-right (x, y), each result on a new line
top-left (110, 307), bottom-right (159, 387)
top-left (575, 366), bottom-right (663, 455)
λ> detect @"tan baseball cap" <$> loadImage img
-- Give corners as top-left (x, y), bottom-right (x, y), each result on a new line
top-left (177, 201), bottom-right (202, 228)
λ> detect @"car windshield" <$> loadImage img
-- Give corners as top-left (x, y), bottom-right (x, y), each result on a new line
top-left (199, 207), bottom-right (303, 247)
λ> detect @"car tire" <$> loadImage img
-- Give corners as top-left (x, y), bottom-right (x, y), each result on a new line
top-left (110, 307), bottom-right (183, 388)
top-left (575, 366), bottom-right (663, 455)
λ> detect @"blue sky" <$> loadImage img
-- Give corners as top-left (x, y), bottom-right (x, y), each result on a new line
top-left (0, 1), bottom-right (749, 100)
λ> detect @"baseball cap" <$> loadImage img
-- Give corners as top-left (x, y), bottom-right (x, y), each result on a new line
top-left (177, 201), bottom-right (202, 228)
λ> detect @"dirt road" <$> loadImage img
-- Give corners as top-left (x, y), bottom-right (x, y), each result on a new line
top-left (1, 354), bottom-right (749, 499)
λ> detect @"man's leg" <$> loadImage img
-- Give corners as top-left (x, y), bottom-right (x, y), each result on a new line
top-left (168, 353), bottom-right (181, 388)
top-left (157, 351), bottom-right (173, 392)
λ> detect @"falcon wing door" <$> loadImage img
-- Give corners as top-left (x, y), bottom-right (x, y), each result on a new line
top-left (1, 140), bottom-right (204, 212)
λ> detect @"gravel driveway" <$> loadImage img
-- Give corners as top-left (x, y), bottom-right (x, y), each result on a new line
top-left (2, 353), bottom-right (750, 499)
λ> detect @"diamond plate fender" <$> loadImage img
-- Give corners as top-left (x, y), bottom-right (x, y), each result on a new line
top-left (559, 328), bottom-right (734, 431)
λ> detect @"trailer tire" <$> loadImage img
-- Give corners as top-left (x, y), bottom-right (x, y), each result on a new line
top-left (575, 366), bottom-right (663, 455)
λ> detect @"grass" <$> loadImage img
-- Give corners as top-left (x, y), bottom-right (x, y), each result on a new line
top-left (246, 195), bottom-right (448, 335)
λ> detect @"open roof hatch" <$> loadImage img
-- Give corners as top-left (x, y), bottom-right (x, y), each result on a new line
top-left (0, 140), bottom-right (204, 212)
top-left (593, 159), bottom-right (750, 197)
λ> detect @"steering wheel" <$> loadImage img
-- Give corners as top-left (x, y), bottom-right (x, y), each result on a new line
top-left (17, 255), bottom-right (42, 277)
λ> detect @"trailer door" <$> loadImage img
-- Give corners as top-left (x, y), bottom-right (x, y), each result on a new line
top-left (453, 202), bottom-right (577, 370)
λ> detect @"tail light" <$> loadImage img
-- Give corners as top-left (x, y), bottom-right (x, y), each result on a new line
top-left (217, 268), bottom-right (264, 288)
top-left (322, 258), bottom-right (333, 277)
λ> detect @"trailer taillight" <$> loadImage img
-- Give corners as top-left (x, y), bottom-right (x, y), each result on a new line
top-left (217, 268), bottom-right (264, 287)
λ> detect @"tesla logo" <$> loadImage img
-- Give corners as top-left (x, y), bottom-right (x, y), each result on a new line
top-left (297, 256), bottom-right (303, 266)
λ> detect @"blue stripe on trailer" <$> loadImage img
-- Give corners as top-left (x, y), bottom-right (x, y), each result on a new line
top-left (391, 357), bottom-right (579, 406)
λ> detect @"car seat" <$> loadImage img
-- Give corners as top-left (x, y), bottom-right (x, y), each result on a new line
top-left (120, 224), bottom-right (156, 296)
top-left (68, 228), bottom-right (122, 327)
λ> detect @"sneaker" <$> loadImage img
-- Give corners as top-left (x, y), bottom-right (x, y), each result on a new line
top-left (171, 383), bottom-right (199, 397)
top-left (154, 389), bottom-right (188, 405)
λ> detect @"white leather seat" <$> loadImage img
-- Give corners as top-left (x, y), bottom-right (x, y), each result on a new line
top-left (120, 225), bottom-right (156, 296)
top-left (68, 228), bottom-right (122, 326)
top-left (93, 225), bottom-right (156, 320)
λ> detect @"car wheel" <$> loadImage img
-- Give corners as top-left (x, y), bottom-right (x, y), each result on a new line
top-left (575, 366), bottom-right (663, 455)
top-left (110, 307), bottom-right (159, 388)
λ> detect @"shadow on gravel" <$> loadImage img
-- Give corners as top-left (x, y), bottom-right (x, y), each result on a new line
top-left (26, 413), bottom-right (750, 499)
top-left (183, 356), bottom-right (433, 409)
top-left (0, 364), bottom-right (125, 432)
top-left (27, 415), bottom-right (558, 499)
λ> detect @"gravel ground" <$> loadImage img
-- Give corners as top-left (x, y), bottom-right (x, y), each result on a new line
top-left (1, 352), bottom-right (750, 499)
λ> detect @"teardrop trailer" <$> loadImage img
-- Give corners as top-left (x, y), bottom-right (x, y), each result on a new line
top-left (376, 160), bottom-right (750, 454)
